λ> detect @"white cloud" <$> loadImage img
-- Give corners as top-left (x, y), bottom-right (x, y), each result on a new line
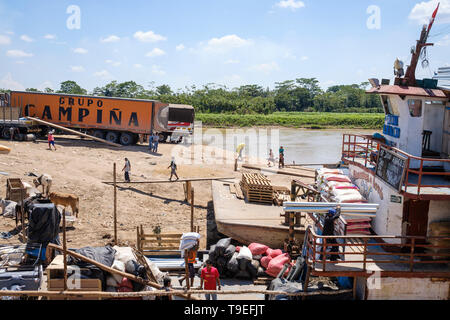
top-left (20, 35), bottom-right (34, 42)
top-left (205, 35), bottom-right (252, 52)
top-left (409, 0), bottom-right (450, 24)
top-left (250, 62), bottom-right (280, 73)
top-left (151, 65), bottom-right (166, 76)
top-left (70, 66), bottom-right (85, 72)
top-left (134, 30), bottom-right (167, 43)
top-left (73, 48), bottom-right (88, 54)
top-left (6, 50), bottom-right (33, 58)
top-left (101, 35), bottom-right (120, 43)
top-left (4, 31), bottom-right (14, 35)
top-left (276, 0), bottom-right (305, 11)
top-left (176, 44), bottom-right (185, 51)
top-left (93, 70), bottom-right (113, 79)
top-left (224, 59), bottom-right (240, 64)
top-left (105, 59), bottom-right (121, 67)
top-left (0, 35), bottom-right (11, 45)
top-left (146, 48), bottom-right (165, 57)
top-left (437, 35), bottom-right (450, 46)
top-left (43, 34), bottom-right (56, 40)
top-left (300, 56), bottom-right (309, 61)
top-left (133, 64), bottom-right (143, 68)
top-left (0, 73), bottom-right (25, 90)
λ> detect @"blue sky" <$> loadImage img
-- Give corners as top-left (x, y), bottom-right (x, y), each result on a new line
top-left (0, 0), bottom-right (449, 92)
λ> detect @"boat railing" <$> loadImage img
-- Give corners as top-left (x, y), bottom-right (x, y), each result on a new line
top-left (304, 226), bottom-right (450, 276)
top-left (342, 134), bottom-right (450, 196)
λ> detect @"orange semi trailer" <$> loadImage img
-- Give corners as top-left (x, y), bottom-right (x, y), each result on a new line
top-left (6, 91), bottom-right (194, 145)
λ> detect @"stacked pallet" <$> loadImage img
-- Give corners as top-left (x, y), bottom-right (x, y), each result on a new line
top-left (240, 173), bottom-right (274, 204)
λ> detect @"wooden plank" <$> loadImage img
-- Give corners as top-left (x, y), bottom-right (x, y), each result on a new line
top-left (48, 279), bottom-right (101, 290)
top-left (103, 177), bottom-right (234, 185)
top-left (140, 239), bottom-right (180, 244)
top-left (142, 246), bottom-right (180, 251)
top-left (140, 233), bottom-right (183, 238)
top-left (26, 116), bottom-right (122, 148)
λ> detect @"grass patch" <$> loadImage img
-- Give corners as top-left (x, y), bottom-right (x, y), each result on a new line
top-left (196, 112), bottom-right (384, 129)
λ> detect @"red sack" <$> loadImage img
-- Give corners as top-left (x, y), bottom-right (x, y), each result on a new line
top-left (266, 253), bottom-right (291, 277)
top-left (265, 248), bottom-right (282, 258)
top-left (260, 255), bottom-right (273, 269)
top-left (236, 246), bottom-right (241, 252)
top-left (117, 277), bottom-right (133, 292)
top-left (248, 243), bottom-right (269, 256)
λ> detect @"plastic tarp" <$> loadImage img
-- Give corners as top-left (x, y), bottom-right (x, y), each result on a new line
top-left (27, 203), bottom-right (61, 245)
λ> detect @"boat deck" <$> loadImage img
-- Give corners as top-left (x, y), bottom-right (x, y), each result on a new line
top-left (212, 179), bottom-right (305, 248)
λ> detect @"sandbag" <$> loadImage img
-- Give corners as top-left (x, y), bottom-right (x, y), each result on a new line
top-left (246, 260), bottom-right (258, 279)
top-left (235, 246), bottom-right (241, 252)
top-left (224, 244), bottom-right (236, 259)
top-left (323, 174), bottom-right (352, 183)
top-left (253, 254), bottom-right (262, 261)
top-left (266, 248), bottom-right (283, 258)
top-left (208, 245), bottom-right (217, 263)
top-left (261, 255), bottom-right (273, 269)
top-left (237, 246), bottom-right (252, 261)
top-left (251, 259), bottom-right (260, 270)
top-left (215, 238), bottom-right (231, 256)
top-left (111, 260), bottom-right (126, 283)
top-left (235, 270), bottom-right (251, 279)
top-left (266, 253), bottom-right (291, 277)
top-left (113, 246), bottom-right (135, 265)
top-left (248, 243), bottom-right (269, 256)
top-left (227, 252), bottom-right (239, 274)
top-left (216, 256), bottom-right (228, 268)
top-left (238, 257), bottom-right (248, 271)
top-left (257, 267), bottom-right (266, 277)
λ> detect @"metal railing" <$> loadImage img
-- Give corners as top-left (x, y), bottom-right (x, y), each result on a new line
top-left (342, 134), bottom-right (450, 196)
top-left (304, 226), bottom-right (450, 275)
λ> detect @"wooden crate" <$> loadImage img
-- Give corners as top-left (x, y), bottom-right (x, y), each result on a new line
top-left (240, 173), bottom-right (274, 204)
top-left (46, 255), bottom-right (102, 300)
top-left (6, 178), bottom-right (25, 203)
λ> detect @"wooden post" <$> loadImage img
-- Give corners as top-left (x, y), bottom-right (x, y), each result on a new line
top-left (136, 226), bottom-right (140, 252)
top-left (290, 180), bottom-right (296, 201)
top-left (62, 209), bottom-right (68, 294)
top-left (409, 238), bottom-right (415, 272)
top-left (184, 181), bottom-right (192, 203)
top-left (190, 188), bottom-right (195, 232)
top-left (113, 163), bottom-right (117, 244)
top-left (184, 250), bottom-right (191, 299)
top-left (234, 158), bottom-right (238, 171)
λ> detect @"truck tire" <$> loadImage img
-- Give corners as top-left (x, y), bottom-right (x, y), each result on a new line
top-left (158, 133), bottom-right (168, 143)
top-left (2, 127), bottom-right (11, 139)
top-left (92, 130), bottom-right (105, 140)
top-left (105, 131), bottom-right (119, 144)
top-left (119, 132), bottom-right (134, 146)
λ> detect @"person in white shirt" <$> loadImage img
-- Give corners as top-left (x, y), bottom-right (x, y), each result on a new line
top-left (122, 158), bottom-right (131, 182)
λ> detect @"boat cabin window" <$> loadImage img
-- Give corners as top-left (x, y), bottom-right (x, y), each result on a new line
top-left (381, 95), bottom-right (398, 115)
top-left (408, 99), bottom-right (422, 117)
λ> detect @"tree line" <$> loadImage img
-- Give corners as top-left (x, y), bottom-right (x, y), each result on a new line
top-left (1, 78), bottom-right (382, 114)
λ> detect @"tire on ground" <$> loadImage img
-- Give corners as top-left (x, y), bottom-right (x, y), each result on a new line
top-left (105, 131), bottom-right (120, 144)
top-left (92, 130), bottom-right (105, 140)
top-left (2, 127), bottom-right (11, 139)
top-left (119, 132), bottom-right (134, 146)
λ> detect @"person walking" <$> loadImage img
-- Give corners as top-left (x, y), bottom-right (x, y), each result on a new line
top-left (199, 260), bottom-right (221, 300)
top-left (267, 149), bottom-right (275, 167)
top-left (178, 239), bottom-right (199, 288)
top-left (148, 134), bottom-right (154, 152)
top-left (48, 130), bottom-right (57, 151)
top-left (153, 133), bottom-right (159, 153)
top-left (279, 146), bottom-right (285, 168)
top-left (168, 157), bottom-right (179, 181)
top-left (122, 158), bottom-right (131, 182)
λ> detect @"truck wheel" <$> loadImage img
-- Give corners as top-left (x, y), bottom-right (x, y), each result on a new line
top-left (105, 131), bottom-right (119, 144)
top-left (2, 128), bottom-right (11, 139)
top-left (92, 130), bottom-right (105, 140)
top-left (119, 132), bottom-right (134, 146)
top-left (158, 133), bottom-right (167, 143)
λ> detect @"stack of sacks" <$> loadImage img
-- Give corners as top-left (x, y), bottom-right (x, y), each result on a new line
top-left (206, 238), bottom-right (236, 278)
top-left (179, 232), bottom-right (201, 257)
top-left (315, 169), bottom-right (372, 235)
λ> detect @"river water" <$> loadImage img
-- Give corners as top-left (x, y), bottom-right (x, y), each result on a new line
top-left (199, 128), bottom-right (377, 166)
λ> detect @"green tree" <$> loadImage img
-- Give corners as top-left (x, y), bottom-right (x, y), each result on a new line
top-left (58, 80), bottom-right (87, 95)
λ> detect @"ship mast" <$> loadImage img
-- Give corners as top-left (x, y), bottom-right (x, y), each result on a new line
top-left (398, 3), bottom-right (440, 87)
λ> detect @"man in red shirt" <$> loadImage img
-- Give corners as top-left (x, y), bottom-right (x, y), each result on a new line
top-left (199, 260), bottom-right (221, 300)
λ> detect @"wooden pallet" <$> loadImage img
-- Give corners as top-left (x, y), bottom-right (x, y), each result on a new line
top-left (137, 225), bottom-right (182, 255)
top-left (6, 178), bottom-right (25, 203)
top-left (241, 173), bottom-right (274, 204)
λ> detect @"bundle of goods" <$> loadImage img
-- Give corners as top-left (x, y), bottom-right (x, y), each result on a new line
top-left (315, 168), bottom-right (373, 235)
top-left (240, 173), bottom-right (274, 204)
top-left (204, 239), bottom-right (293, 280)
top-left (179, 232), bottom-right (201, 257)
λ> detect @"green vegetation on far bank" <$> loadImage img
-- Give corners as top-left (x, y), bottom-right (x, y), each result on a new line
top-left (196, 112), bottom-right (385, 129)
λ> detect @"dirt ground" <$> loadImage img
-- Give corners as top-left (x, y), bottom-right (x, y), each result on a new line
top-left (0, 135), bottom-right (247, 249)
top-left (0, 134), bottom-right (313, 251)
